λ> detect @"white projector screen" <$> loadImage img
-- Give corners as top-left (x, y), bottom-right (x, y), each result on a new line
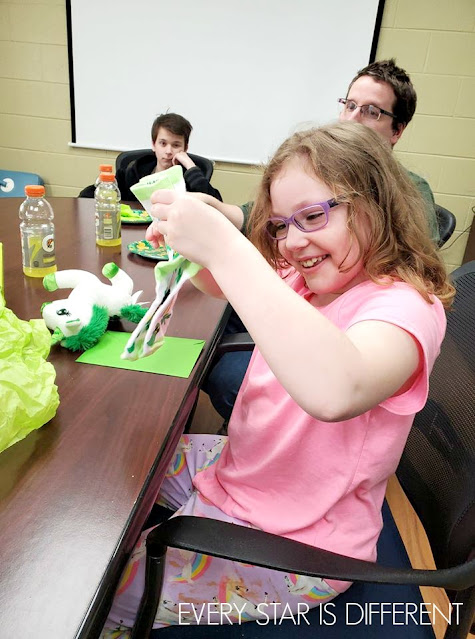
top-left (67, 0), bottom-right (383, 164)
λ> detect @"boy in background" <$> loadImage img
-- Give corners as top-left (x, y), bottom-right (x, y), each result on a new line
top-left (79, 112), bottom-right (221, 202)
top-left (117, 112), bottom-right (222, 202)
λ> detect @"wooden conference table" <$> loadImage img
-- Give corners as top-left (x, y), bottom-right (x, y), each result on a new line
top-left (0, 198), bottom-right (229, 638)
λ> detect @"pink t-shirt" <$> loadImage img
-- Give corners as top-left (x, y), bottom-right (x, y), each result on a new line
top-left (193, 273), bottom-right (446, 588)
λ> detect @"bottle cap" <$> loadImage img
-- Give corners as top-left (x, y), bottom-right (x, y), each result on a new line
top-left (100, 173), bottom-right (116, 182)
top-left (99, 164), bottom-right (113, 172)
top-left (25, 185), bottom-right (45, 197)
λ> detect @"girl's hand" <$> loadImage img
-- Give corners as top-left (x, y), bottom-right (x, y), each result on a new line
top-left (150, 189), bottom-right (234, 268)
top-left (145, 192), bottom-right (216, 248)
top-left (144, 218), bottom-right (164, 248)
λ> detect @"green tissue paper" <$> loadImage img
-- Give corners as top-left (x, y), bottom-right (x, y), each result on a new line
top-left (0, 294), bottom-right (59, 453)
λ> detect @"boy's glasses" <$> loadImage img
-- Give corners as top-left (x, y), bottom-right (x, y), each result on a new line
top-left (338, 98), bottom-right (396, 122)
top-left (265, 198), bottom-right (340, 240)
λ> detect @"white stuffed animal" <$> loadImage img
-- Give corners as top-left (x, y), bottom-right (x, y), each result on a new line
top-left (41, 262), bottom-right (146, 351)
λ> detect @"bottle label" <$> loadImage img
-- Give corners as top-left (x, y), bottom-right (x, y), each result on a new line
top-left (95, 206), bottom-right (121, 242)
top-left (21, 232), bottom-right (56, 270)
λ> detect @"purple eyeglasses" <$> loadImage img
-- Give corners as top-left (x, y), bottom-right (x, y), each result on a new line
top-left (265, 198), bottom-right (340, 240)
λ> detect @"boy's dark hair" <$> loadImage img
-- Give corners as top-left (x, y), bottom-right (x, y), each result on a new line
top-left (151, 113), bottom-right (193, 146)
top-left (347, 59), bottom-right (417, 132)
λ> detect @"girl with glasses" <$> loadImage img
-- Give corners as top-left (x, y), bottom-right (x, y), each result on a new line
top-left (101, 122), bottom-right (453, 636)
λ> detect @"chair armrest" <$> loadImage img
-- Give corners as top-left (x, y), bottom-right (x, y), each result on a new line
top-left (146, 515), bottom-right (475, 591)
top-left (215, 332), bottom-right (255, 355)
top-left (435, 204), bottom-right (457, 247)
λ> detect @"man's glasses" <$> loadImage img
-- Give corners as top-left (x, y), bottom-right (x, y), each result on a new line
top-left (265, 198), bottom-right (340, 240)
top-left (338, 98), bottom-right (396, 122)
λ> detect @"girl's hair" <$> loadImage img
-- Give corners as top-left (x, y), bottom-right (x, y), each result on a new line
top-left (249, 121), bottom-right (454, 308)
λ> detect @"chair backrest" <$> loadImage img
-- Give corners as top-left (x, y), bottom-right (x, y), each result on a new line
top-left (115, 148), bottom-right (151, 174)
top-left (0, 170), bottom-right (43, 198)
top-left (435, 204), bottom-right (457, 248)
top-left (396, 261), bottom-right (475, 571)
top-left (115, 149), bottom-right (214, 181)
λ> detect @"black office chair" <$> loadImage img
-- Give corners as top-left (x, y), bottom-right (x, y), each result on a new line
top-left (130, 261), bottom-right (475, 639)
top-left (115, 149), bottom-right (214, 181)
top-left (436, 204), bottom-right (457, 248)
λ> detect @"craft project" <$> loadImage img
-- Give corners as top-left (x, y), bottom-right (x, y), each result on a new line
top-left (130, 164), bottom-right (184, 212)
top-left (41, 262), bottom-right (147, 351)
top-left (121, 166), bottom-right (202, 361)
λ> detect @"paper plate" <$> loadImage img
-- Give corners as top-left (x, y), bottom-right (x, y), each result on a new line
top-left (120, 208), bottom-right (152, 224)
top-left (127, 239), bottom-right (168, 261)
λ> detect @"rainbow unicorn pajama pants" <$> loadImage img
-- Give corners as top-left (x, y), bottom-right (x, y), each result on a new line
top-left (101, 434), bottom-right (338, 637)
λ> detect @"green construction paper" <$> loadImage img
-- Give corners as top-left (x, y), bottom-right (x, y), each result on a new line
top-left (76, 331), bottom-right (205, 378)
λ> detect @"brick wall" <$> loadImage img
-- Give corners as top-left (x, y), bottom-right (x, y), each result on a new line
top-left (377, 0), bottom-right (475, 269)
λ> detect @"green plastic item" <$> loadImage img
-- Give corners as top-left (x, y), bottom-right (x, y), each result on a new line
top-left (0, 292), bottom-right (59, 454)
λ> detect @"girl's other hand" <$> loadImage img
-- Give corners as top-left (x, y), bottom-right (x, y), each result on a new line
top-left (146, 189), bottom-right (179, 248)
top-left (144, 219), bottom-right (164, 248)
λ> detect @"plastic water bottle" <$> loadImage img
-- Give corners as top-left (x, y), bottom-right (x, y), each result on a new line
top-left (95, 164), bottom-right (114, 187)
top-left (95, 172), bottom-right (121, 246)
top-left (19, 185), bottom-right (56, 278)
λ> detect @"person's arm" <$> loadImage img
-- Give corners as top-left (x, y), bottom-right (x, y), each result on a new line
top-left (239, 201), bottom-right (253, 236)
top-left (145, 192), bottom-right (245, 249)
top-left (205, 232), bottom-right (421, 422)
top-left (186, 192), bottom-right (246, 230)
top-left (407, 170), bottom-right (439, 245)
top-left (152, 192), bottom-right (422, 422)
top-left (190, 268), bottom-right (227, 299)
top-left (184, 166), bottom-right (223, 201)
top-left (173, 151), bottom-right (223, 202)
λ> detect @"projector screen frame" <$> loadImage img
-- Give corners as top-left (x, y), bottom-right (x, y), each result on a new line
top-left (66, 0), bottom-right (386, 165)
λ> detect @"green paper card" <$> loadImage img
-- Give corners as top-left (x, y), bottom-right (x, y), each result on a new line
top-left (76, 331), bottom-right (205, 378)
